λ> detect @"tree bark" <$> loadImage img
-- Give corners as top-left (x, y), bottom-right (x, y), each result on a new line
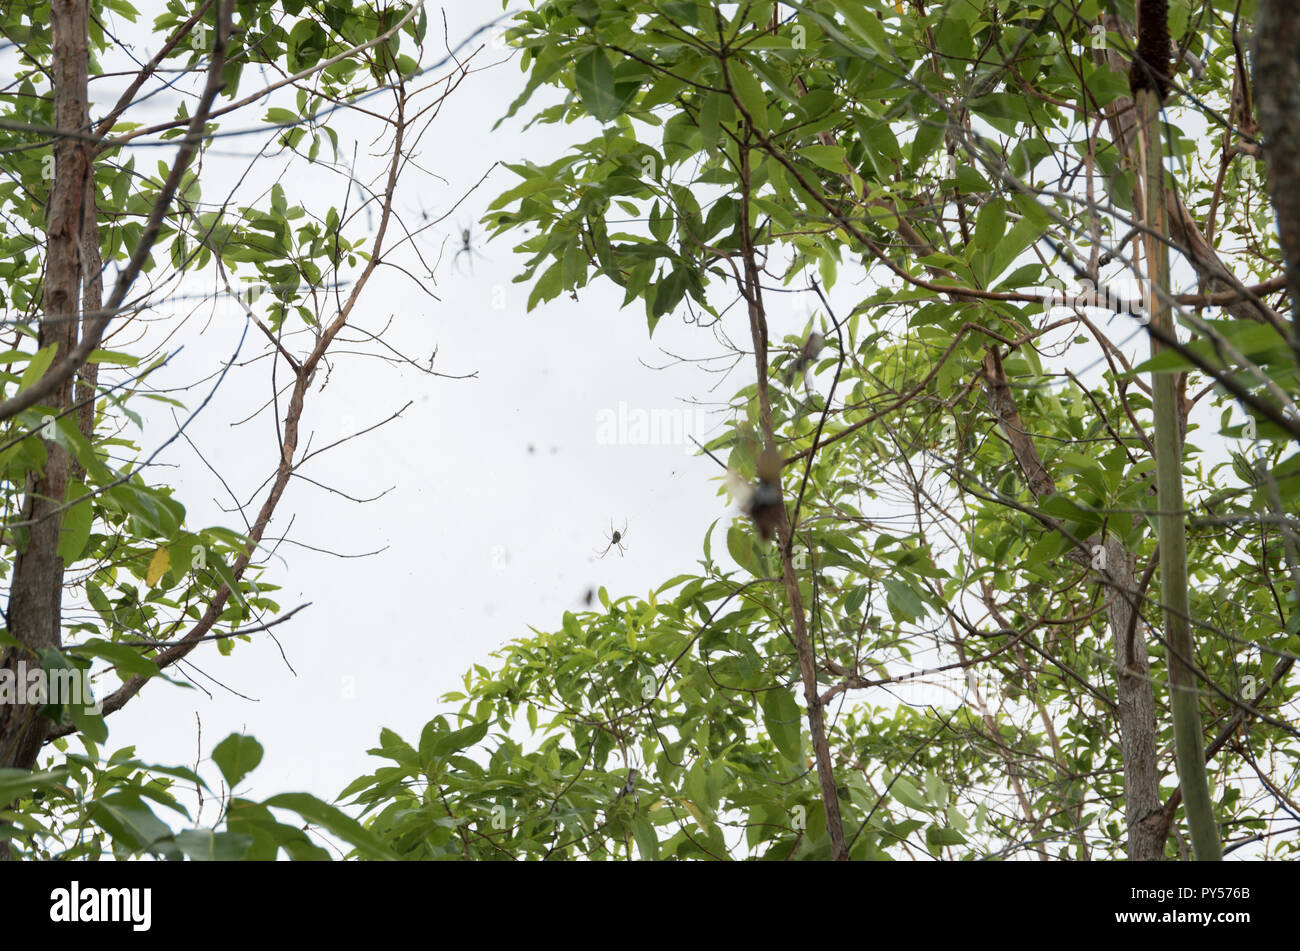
top-left (1252, 0), bottom-right (1300, 350)
top-left (980, 351), bottom-right (1164, 859)
top-left (734, 130), bottom-right (848, 859)
top-left (0, 0), bottom-right (91, 779)
top-left (1094, 15), bottom-right (1280, 328)
top-left (1101, 538), bottom-right (1164, 859)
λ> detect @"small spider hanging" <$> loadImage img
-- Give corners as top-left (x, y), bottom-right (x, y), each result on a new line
top-left (452, 222), bottom-right (485, 274)
top-left (595, 519), bottom-right (629, 558)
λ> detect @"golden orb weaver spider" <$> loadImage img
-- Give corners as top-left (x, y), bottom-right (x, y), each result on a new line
top-left (595, 519), bottom-right (629, 558)
top-left (452, 222), bottom-right (485, 274)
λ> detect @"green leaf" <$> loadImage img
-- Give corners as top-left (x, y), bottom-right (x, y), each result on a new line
top-left (698, 90), bottom-right (723, 150)
top-left (926, 823), bottom-right (967, 850)
top-left (728, 64), bottom-right (768, 132)
top-left (684, 760), bottom-right (718, 816)
top-left (889, 775), bottom-right (928, 811)
top-left (845, 584), bottom-right (868, 615)
top-left (527, 259), bottom-right (564, 311)
top-left (988, 215), bottom-right (1044, 282)
top-left (425, 719), bottom-right (490, 761)
top-left (71, 640), bottom-right (161, 680)
top-left (660, 1), bottom-right (700, 25)
top-left (760, 687), bottom-right (803, 762)
top-left (263, 792), bottom-right (398, 860)
top-left (972, 198), bottom-right (1006, 258)
top-left (726, 523), bottom-right (764, 576)
top-left (57, 481), bottom-right (93, 562)
top-left (633, 814), bottom-right (659, 860)
top-left (829, 1), bottom-right (895, 58)
top-left (573, 50), bottom-right (639, 122)
top-left (86, 349), bottom-right (140, 367)
top-left (17, 345), bottom-right (58, 393)
top-left (883, 577), bottom-right (926, 622)
top-left (89, 793), bottom-right (180, 857)
top-left (801, 144), bottom-right (847, 174)
top-left (212, 733), bottom-right (264, 789)
top-left (205, 547), bottom-right (247, 611)
top-left (173, 829), bottom-right (255, 861)
top-left (371, 727), bottom-right (418, 767)
top-left (0, 767), bottom-right (70, 807)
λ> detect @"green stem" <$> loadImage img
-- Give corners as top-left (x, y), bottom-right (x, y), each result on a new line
top-left (1138, 86), bottom-right (1222, 861)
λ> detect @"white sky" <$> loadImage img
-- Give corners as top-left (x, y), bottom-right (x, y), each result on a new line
top-left (82, 1), bottom-right (774, 819)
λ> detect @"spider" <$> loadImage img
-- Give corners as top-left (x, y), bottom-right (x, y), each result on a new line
top-left (452, 222), bottom-right (485, 274)
top-left (595, 519), bottom-right (629, 558)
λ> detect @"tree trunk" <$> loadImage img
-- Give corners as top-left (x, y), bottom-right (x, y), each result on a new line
top-left (1252, 0), bottom-right (1300, 351)
top-left (0, 0), bottom-right (91, 782)
top-left (980, 351), bottom-right (1164, 858)
top-left (1101, 539), bottom-right (1164, 858)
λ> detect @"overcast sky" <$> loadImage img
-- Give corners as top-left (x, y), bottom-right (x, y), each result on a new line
top-left (84, 1), bottom-right (782, 819)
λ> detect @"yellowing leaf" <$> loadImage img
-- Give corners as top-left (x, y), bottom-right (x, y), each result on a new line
top-left (146, 546), bottom-right (171, 587)
top-left (678, 797), bottom-right (707, 827)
